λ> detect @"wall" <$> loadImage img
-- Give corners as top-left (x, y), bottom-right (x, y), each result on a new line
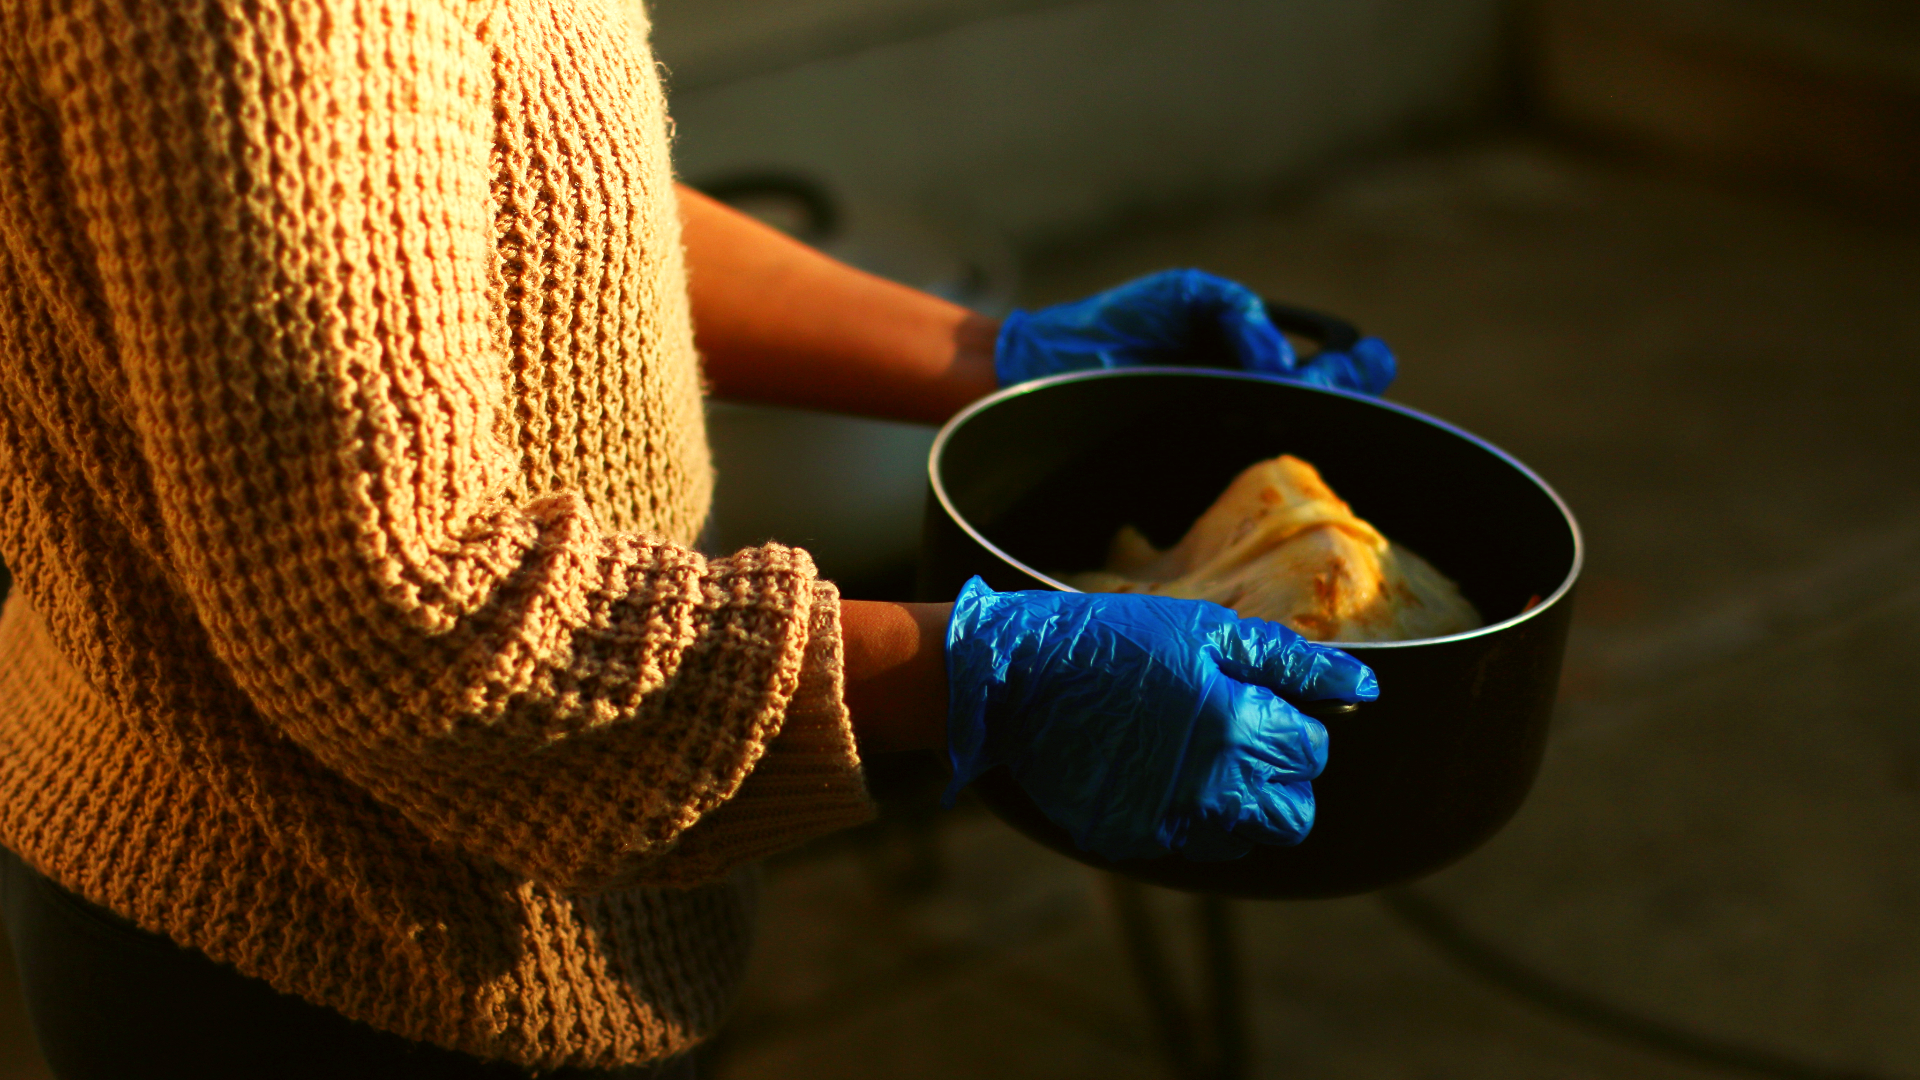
top-left (649, 0), bottom-right (1509, 247)
top-left (1529, 0), bottom-right (1920, 218)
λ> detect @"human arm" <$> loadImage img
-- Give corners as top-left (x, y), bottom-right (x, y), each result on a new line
top-left (36, 0), bottom-right (869, 891)
top-left (680, 189), bottom-right (1396, 420)
top-left (677, 199), bottom-right (1395, 830)
top-left (840, 601), bottom-right (953, 753)
top-left (680, 185), bottom-right (1000, 424)
top-left (676, 190), bottom-right (965, 750)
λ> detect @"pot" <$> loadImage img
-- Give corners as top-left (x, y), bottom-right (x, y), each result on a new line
top-left (916, 366), bottom-right (1582, 899)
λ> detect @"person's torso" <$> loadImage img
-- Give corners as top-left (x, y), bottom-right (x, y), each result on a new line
top-left (0, 0), bottom-right (712, 645)
top-left (0, 2), bottom-right (737, 1067)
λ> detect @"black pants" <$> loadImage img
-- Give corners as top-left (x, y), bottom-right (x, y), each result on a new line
top-left (0, 848), bottom-right (692, 1080)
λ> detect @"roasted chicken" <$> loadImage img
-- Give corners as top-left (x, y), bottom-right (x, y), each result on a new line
top-left (1064, 455), bottom-right (1479, 642)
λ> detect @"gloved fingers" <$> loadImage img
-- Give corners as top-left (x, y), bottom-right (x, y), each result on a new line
top-left (1092, 270), bottom-right (1231, 362)
top-left (1290, 335), bottom-right (1398, 397)
top-left (945, 578), bottom-right (1337, 863)
top-left (1214, 618), bottom-right (1379, 703)
top-left (994, 266), bottom-right (1397, 395)
top-left (1178, 269), bottom-right (1295, 374)
top-left (1157, 682), bottom-right (1320, 860)
top-left (1235, 777), bottom-right (1316, 848)
top-left (1219, 680), bottom-right (1328, 777)
top-left (993, 277), bottom-right (1184, 384)
top-left (1186, 763), bottom-right (1316, 851)
top-left (1292, 644), bottom-right (1379, 703)
top-left (1347, 336), bottom-right (1398, 394)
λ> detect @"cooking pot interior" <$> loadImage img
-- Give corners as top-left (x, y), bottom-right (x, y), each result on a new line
top-left (935, 371), bottom-right (1576, 632)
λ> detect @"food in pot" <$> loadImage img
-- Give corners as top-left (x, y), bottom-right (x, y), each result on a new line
top-left (1063, 455), bottom-right (1480, 642)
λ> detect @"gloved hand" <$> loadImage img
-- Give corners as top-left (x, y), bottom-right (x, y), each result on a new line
top-left (944, 577), bottom-right (1379, 862)
top-left (995, 268), bottom-right (1397, 396)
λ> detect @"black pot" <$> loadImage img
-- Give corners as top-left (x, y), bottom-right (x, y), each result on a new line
top-left (916, 367), bottom-right (1582, 899)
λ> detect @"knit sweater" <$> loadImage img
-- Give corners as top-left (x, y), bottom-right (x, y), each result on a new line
top-left (0, 0), bottom-right (874, 1069)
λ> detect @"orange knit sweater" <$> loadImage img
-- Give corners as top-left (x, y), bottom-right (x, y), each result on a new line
top-left (0, 0), bottom-right (873, 1069)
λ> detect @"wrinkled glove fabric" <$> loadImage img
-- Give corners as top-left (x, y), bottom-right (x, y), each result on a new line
top-left (944, 577), bottom-right (1379, 862)
top-left (994, 268), bottom-right (1397, 396)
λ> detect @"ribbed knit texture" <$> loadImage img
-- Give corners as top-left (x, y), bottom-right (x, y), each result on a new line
top-left (0, 0), bottom-right (873, 1068)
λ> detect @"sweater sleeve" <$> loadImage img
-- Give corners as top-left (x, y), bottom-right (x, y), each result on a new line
top-left (25, 0), bottom-right (872, 890)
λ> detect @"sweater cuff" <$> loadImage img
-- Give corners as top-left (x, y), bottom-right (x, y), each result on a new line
top-left (627, 580), bottom-right (873, 888)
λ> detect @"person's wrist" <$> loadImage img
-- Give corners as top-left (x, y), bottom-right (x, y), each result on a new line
top-left (842, 600), bottom-right (953, 755)
top-left (948, 311), bottom-right (1003, 398)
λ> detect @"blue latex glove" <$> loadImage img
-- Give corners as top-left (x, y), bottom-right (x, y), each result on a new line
top-left (944, 577), bottom-right (1379, 862)
top-left (995, 268), bottom-right (1397, 396)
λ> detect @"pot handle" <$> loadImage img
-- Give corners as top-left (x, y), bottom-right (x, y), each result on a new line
top-left (1263, 301), bottom-right (1362, 357)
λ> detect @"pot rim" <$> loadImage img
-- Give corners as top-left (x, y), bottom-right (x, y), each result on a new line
top-left (927, 367), bottom-right (1586, 650)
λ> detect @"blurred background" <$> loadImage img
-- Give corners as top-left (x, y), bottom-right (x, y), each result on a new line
top-left (4, 0), bottom-right (1916, 1076)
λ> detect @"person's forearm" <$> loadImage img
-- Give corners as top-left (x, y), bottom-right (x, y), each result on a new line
top-left (679, 185), bottom-right (999, 425)
top-left (680, 186), bottom-right (967, 751)
top-left (840, 600), bottom-right (951, 754)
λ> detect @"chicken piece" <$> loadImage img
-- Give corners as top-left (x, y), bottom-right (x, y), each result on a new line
top-left (1063, 455), bottom-right (1480, 642)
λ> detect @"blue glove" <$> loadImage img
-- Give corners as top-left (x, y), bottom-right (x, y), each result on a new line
top-left (944, 577), bottom-right (1379, 862)
top-left (995, 268), bottom-right (1397, 396)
